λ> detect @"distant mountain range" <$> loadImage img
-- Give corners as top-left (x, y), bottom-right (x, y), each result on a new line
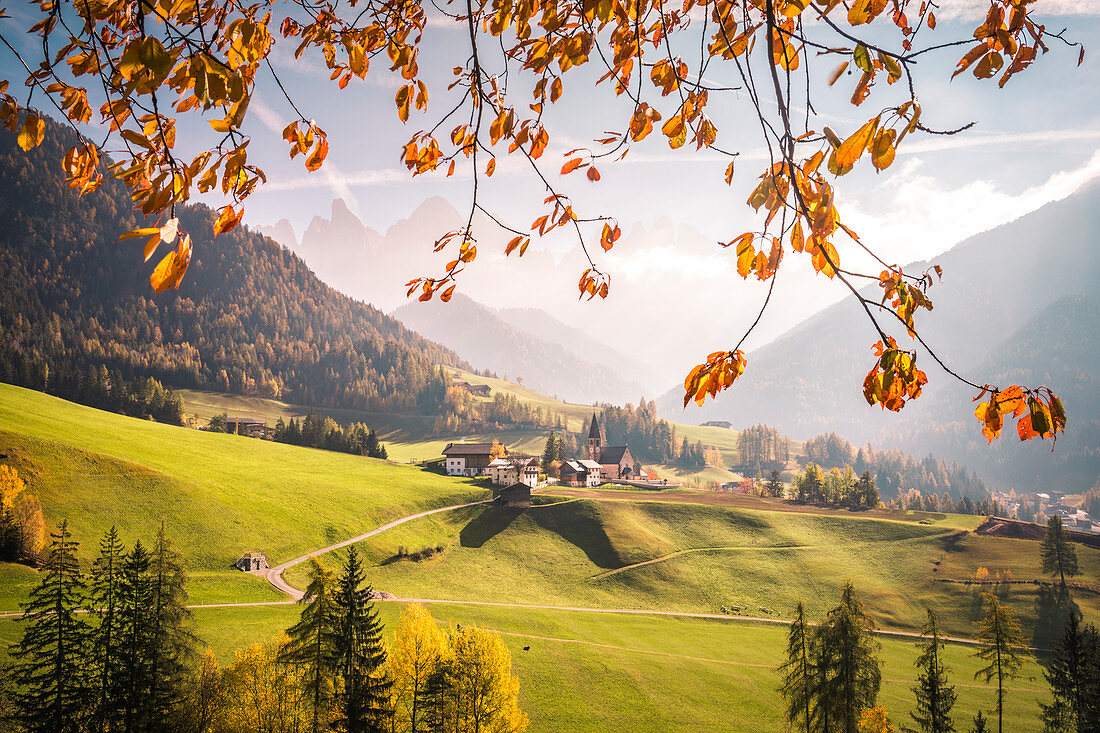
top-left (658, 183), bottom-right (1100, 490)
top-left (393, 293), bottom-right (649, 405)
top-left (259, 197), bottom-right (665, 400)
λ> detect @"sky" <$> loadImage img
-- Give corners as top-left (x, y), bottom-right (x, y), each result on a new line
top-left (2, 1), bottom-right (1099, 390)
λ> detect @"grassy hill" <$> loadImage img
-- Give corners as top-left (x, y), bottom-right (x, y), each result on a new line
top-left (281, 495), bottom-right (1100, 638)
top-left (0, 382), bottom-right (1087, 732)
top-left (0, 383), bottom-right (489, 608)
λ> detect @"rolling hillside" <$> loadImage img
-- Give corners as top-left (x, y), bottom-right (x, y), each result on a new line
top-left (0, 383), bottom-right (488, 608)
top-left (0, 383), bottom-right (1085, 732)
top-left (659, 182), bottom-right (1100, 490)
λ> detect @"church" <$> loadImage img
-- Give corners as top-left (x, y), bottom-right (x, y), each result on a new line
top-left (586, 413), bottom-right (637, 481)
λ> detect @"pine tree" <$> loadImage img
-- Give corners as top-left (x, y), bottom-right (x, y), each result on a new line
top-left (1040, 516), bottom-right (1080, 588)
top-left (765, 470), bottom-right (784, 499)
top-left (973, 594), bottom-right (1030, 733)
top-left (118, 540), bottom-right (153, 732)
top-left (89, 526), bottom-right (127, 733)
top-left (541, 432), bottom-right (557, 473)
top-left (9, 520), bottom-right (91, 733)
top-left (144, 522), bottom-right (195, 731)
top-left (971, 711), bottom-right (989, 733)
top-left (332, 547), bottom-right (393, 733)
top-left (818, 582), bottom-right (882, 733)
top-left (910, 609), bottom-right (957, 733)
top-left (281, 557), bottom-right (339, 733)
top-left (779, 602), bottom-right (815, 732)
top-left (1040, 609), bottom-right (1100, 733)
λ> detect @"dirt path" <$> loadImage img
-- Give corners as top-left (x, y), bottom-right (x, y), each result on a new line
top-left (264, 498), bottom-right (491, 600)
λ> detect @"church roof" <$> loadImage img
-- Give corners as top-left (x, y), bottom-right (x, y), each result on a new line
top-left (598, 446), bottom-right (630, 465)
top-left (588, 413), bottom-right (601, 440)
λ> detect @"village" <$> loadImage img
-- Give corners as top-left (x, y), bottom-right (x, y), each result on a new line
top-left (439, 413), bottom-right (678, 507)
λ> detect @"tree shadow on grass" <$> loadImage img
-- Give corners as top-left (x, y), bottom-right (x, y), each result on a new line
top-left (530, 502), bottom-right (620, 570)
top-left (460, 506), bottom-right (523, 548)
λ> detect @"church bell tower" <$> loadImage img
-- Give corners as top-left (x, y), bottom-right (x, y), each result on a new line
top-left (587, 413), bottom-right (602, 462)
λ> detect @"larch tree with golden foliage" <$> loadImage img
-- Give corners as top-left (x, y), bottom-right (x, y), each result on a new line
top-left (391, 603), bottom-right (450, 733)
top-left (0, 0), bottom-right (1083, 440)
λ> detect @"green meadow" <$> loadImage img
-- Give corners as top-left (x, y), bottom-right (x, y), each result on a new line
top-left (0, 382), bottom-right (1088, 732)
top-left (0, 383), bottom-right (488, 607)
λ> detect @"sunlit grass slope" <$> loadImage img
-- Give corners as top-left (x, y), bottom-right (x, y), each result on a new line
top-left (284, 497), bottom-right (1100, 638)
top-left (0, 383), bottom-right (489, 607)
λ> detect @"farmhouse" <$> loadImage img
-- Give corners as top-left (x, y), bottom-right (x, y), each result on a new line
top-left (586, 414), bottom-right (638, 481)
top-left (496, 482), bottom-right (532, 507)
top-left (560, 459), bottom-right (602, 487)
top-left (489, 456), bottom-right (539, 487)
top-left (701, 420), bottom-right (732, 429)
top-left (226, 416), bottom-right (268, 438)
top-left (453, 381), bottom-right (492, 397)
top-left (442, 442), bottom-right (499, 477)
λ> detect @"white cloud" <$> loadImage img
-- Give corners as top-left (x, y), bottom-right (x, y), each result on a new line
top-left (843, 147), bottom-right (1100, 264)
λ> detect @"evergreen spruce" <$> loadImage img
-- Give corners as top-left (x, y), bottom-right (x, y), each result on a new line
top-left (9, 520), bottom-right (91, 733)
top-left (281, 557), bottom-right (339, 733)
top-left (973, 594), bottom-right (1029, 733)
top-left (1040, 516), bottom-right (1080, 587)
top-left (541, 432), bottom-right (558, 473)
top-left (971, 711), bottom-right (989, 733)
top-left (1040, 608), bottom-right (1100, 733)
top-left (144, 521), bottom-right (195, 731)
top-left (89, 526), bottom-right (127, 733)
top-left (817, 581), bottom-right (882, 733)
top-left (118, 540), bottom-right (153, 732)
top-left (909, 609), bottom-right (957, 733)
top-left (332, 547), bottom-right (393, 733)
top-left (779, 602), bottom-right (815, 732)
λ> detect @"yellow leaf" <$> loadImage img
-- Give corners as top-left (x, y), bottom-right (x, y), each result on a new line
top-left (835, 117), bottom-right (877, 169)
top-left (17, 111), bottom-right (45, 151)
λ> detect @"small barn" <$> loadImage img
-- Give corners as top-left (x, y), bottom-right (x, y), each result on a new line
top-left (496, 482), bottom-right (531, 507)
top-left (236, 551), bottom-right (268, 572)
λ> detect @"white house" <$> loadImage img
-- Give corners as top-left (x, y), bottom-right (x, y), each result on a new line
top-left (489, 456), bottom-right (539, 488)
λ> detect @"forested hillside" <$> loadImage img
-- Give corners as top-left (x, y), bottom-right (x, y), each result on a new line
top-left (0, 119), bottom-right (464, 413)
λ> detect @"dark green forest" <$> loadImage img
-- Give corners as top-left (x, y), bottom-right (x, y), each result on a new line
top-left (0, 120), bottom-right (463, 415)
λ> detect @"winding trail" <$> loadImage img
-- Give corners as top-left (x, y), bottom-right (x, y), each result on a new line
top-left (264, 498), bottom-right (492, 600)
top-left (0, 498), bottom-right (1033, 651)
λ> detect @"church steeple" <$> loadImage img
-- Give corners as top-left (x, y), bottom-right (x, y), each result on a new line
top-left (587, 413), bottom-right (601, 462)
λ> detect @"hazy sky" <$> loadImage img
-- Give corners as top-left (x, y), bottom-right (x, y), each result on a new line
top-left (3, 2), bottom-right (1099, 386)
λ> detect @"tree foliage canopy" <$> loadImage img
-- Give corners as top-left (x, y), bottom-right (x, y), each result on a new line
top-left (0, 0), bottom-right (1083, 440)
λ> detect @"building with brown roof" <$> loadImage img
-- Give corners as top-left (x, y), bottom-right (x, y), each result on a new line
top-left (442, 442), bottom-right (499, 477)
top-left (586, 414), bottom-right (638, 481)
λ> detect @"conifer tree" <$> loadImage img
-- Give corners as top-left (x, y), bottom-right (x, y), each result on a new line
top-left (89, 526), bottom-right (127, 733)
top-left (1040, 516), bottom-right (1080, 588)
top-left (1040, 609), bottom-right (1100, 733)
top-left (973, 594), bottom-right (1030, 733)
top-left (118, 540), bottom-right (153, 732)
top-left (144, 521), bottom-right (195, 731)
top-left (779, 602), bottom-right (815, 733)
top-left (541, 433), bottom-right (557, 473)
top-left (818, 582), bottom-right (882, 733)
top-left (332, 547), bottom-right (393, 733)
top-left (971, 711), bottom-right (989, 733)
top-left (281, 557), bottom-right (340, 733)
top-left (9, 520), bottom-right (91, 733)
top-left (909, 609), bottom-right (957, 733)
